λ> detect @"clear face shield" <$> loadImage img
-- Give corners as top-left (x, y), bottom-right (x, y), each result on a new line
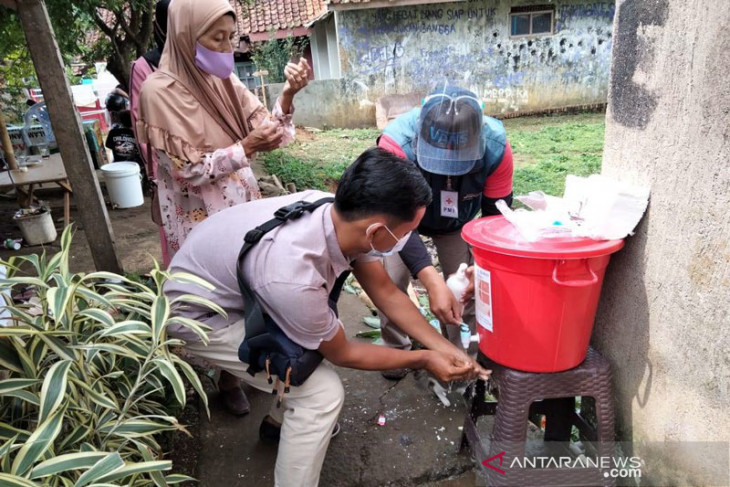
top-left (416, 88), bottom-right (486, 176)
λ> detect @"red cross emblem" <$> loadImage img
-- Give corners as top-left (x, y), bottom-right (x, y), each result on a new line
top-left (445, 197), bottom-right (454, 205)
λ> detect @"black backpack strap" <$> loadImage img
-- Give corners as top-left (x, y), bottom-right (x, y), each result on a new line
top-left (236, 197), bottom-right (334, 341)
top-left (328, 270), bottom-right (350, 317)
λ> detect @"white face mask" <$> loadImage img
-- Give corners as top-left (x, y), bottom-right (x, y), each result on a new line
top-left (366, 224), bottom-right (411, 258)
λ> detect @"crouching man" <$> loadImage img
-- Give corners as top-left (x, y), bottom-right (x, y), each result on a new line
top-left (164, 148), bottom-right (489, 487)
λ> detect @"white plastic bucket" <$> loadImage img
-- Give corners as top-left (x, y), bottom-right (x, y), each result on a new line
top-left (101, 162), bottom-right (144, 208)
top-left (13, 209), bottom-right (57, 245)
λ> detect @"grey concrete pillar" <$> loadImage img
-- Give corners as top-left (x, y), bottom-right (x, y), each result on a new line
top-left (593, 0), bottom-right (729, 484)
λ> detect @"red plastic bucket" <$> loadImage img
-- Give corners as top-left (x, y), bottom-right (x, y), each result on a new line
top-left (462, 216), bottom-right (624, 372)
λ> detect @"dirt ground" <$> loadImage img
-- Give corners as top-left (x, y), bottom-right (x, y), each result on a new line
top-left (0, 187), bottom-right (162, 273)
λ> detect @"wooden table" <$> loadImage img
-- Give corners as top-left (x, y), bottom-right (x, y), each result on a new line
top-left (0, 153), bottom-right (72, 227)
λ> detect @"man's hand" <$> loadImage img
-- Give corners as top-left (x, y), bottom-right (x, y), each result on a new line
top-left (417, 266), bottom-right (462, 326)
top-left (242, 118), bottom-right (283, 156)
top-left (424, 350), bottom-right (474, 382)
top-left (428, 279), bottom-right (462, 326)
top-left (450, 347), bottom-right (492, 381)
top-left (424, 350), bottom-right (492, 382)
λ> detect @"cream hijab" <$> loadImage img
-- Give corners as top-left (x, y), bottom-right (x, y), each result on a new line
top-left (137, 0), bottom-right (262, 163)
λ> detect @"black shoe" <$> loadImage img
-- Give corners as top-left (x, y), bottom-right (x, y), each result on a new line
top-left (219, 385), bottom-right (250, 416)
top-left (259, 416), bottom-right (341, 444)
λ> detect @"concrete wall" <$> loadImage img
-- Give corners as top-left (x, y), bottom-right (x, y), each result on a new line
top-left (310, 15), bottom-right (342, 80)
top-left (335, 0), bottom-right (615, 116)
top-left (593, 0), bottom-right (730, 484)
top-left (266, 79), bottom-right (376, 128)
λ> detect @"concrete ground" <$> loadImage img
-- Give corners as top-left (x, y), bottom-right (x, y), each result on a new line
top-left (0, 190), bottom-right (495, 486)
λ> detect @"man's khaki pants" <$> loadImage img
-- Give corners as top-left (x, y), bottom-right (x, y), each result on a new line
top-left (379, 230), bottom-right (475, 350)
top-left (185, 321), bottom-right (344, 487)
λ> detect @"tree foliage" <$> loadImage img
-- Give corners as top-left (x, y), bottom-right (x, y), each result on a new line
top-left (79, 0), bottom-right (157, 92)
top-left (250, 31), bottom-right (309, 84)
top-left (0, 3), bottom-right (88, 123)
top-left (0, 1), bottom-right (157, 122)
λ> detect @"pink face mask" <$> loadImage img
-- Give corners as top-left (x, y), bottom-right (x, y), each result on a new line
top-left (195, 42), bottom-right (234, 79)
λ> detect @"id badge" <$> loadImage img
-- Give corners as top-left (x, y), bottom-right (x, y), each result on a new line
top-left (440, 190), bottom-right (459, 218)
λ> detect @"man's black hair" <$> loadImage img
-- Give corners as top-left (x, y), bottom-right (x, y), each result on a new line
top-left (335, 147), bottom-right (432, 223)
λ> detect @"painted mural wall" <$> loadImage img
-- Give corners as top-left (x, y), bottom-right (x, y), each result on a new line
top-left (336, 0), bottom-right (615, 115)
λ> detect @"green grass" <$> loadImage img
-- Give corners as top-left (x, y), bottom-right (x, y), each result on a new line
top-left (261, 128), bottom-right (380, 191)
top-left (261, 112), bottom-right (605, 196)
top-left (504, 112), bottom-right (605, 196)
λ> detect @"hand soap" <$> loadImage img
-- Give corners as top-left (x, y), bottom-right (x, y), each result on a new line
top-left (446, 263), bottom-right (469, 302)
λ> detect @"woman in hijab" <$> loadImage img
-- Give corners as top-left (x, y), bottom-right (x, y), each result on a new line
top-left (137, 0), bottom-right (308, 258)
top-left (137, 0), bottom-right (308, 417)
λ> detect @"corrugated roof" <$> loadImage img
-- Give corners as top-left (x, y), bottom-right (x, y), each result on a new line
top-left (235, 0), bottom-right (326, 35)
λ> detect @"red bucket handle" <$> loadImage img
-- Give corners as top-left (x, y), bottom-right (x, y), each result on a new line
top-left (552, 259), bottom-right (598, 287)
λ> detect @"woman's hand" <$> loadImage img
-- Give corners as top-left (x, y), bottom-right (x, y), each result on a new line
top-left (242, 118), bottom-right (283, 156)
top-left (282, 58), bottom-right (310, 98)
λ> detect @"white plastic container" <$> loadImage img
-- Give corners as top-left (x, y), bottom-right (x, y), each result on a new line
top-left (446, 263), bottom-right (470, 302)
top-left (447, 263), bottom-right (480, 350)
top-left (101, 162), bottom-right (144, 208)
top-left (13, 209), bottom-right (57, 245)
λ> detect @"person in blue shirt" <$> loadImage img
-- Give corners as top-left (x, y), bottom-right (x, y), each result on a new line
top-left (375, 85), bottom-right (514, 379)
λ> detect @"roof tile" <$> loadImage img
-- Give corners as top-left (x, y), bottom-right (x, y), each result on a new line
top-left (234, 0), bottom-right (326, 35)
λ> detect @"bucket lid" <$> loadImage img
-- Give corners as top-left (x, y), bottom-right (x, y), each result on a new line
top-left (100, 162), bottom-right (140, 176)
top-left (462, 216), bottom-right (624, 259)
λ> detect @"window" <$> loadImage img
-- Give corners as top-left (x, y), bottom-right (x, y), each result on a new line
top-left (510, 5), bottom-right (554, 37)
top-left (235, 61), bottom-right (260, 91)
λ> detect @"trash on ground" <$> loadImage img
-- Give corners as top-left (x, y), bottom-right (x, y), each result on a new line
top-left (427, 377), bottom-right (451, 407)
top-left (3, 238), bottom-right (22, 250)
top-left (355, 329), bottom-right (381, 339)
top-left (13, 204), bottom-right (51, 220)
top-left (362, 315), bottom-right (381, 329)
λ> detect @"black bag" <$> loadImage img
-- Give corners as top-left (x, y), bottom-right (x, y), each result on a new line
top-left (236, 198), bottom-right (349, 391)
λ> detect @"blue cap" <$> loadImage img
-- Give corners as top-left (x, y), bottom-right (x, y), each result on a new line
top-left (416, 86), bottom-right (485, 176)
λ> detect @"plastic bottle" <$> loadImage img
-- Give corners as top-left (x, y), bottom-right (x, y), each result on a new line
top-left (446, 263), bottom-right (470, 303)
top-left (447, 263), bottom-right (480, 350)
top-left (3, 239), bottom-right (20, 251)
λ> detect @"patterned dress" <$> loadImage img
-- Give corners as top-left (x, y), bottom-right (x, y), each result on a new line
top-left (155, 101), bottom-right (295, 257)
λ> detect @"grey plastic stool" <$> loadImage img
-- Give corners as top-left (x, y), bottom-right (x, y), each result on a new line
top-left (461, 347), bottom-right (616, 486)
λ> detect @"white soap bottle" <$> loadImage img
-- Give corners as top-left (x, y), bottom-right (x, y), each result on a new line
top-left (446, 263), bottom-right (479, 350)
top-left (446, 263), bottom-right (470, 303)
